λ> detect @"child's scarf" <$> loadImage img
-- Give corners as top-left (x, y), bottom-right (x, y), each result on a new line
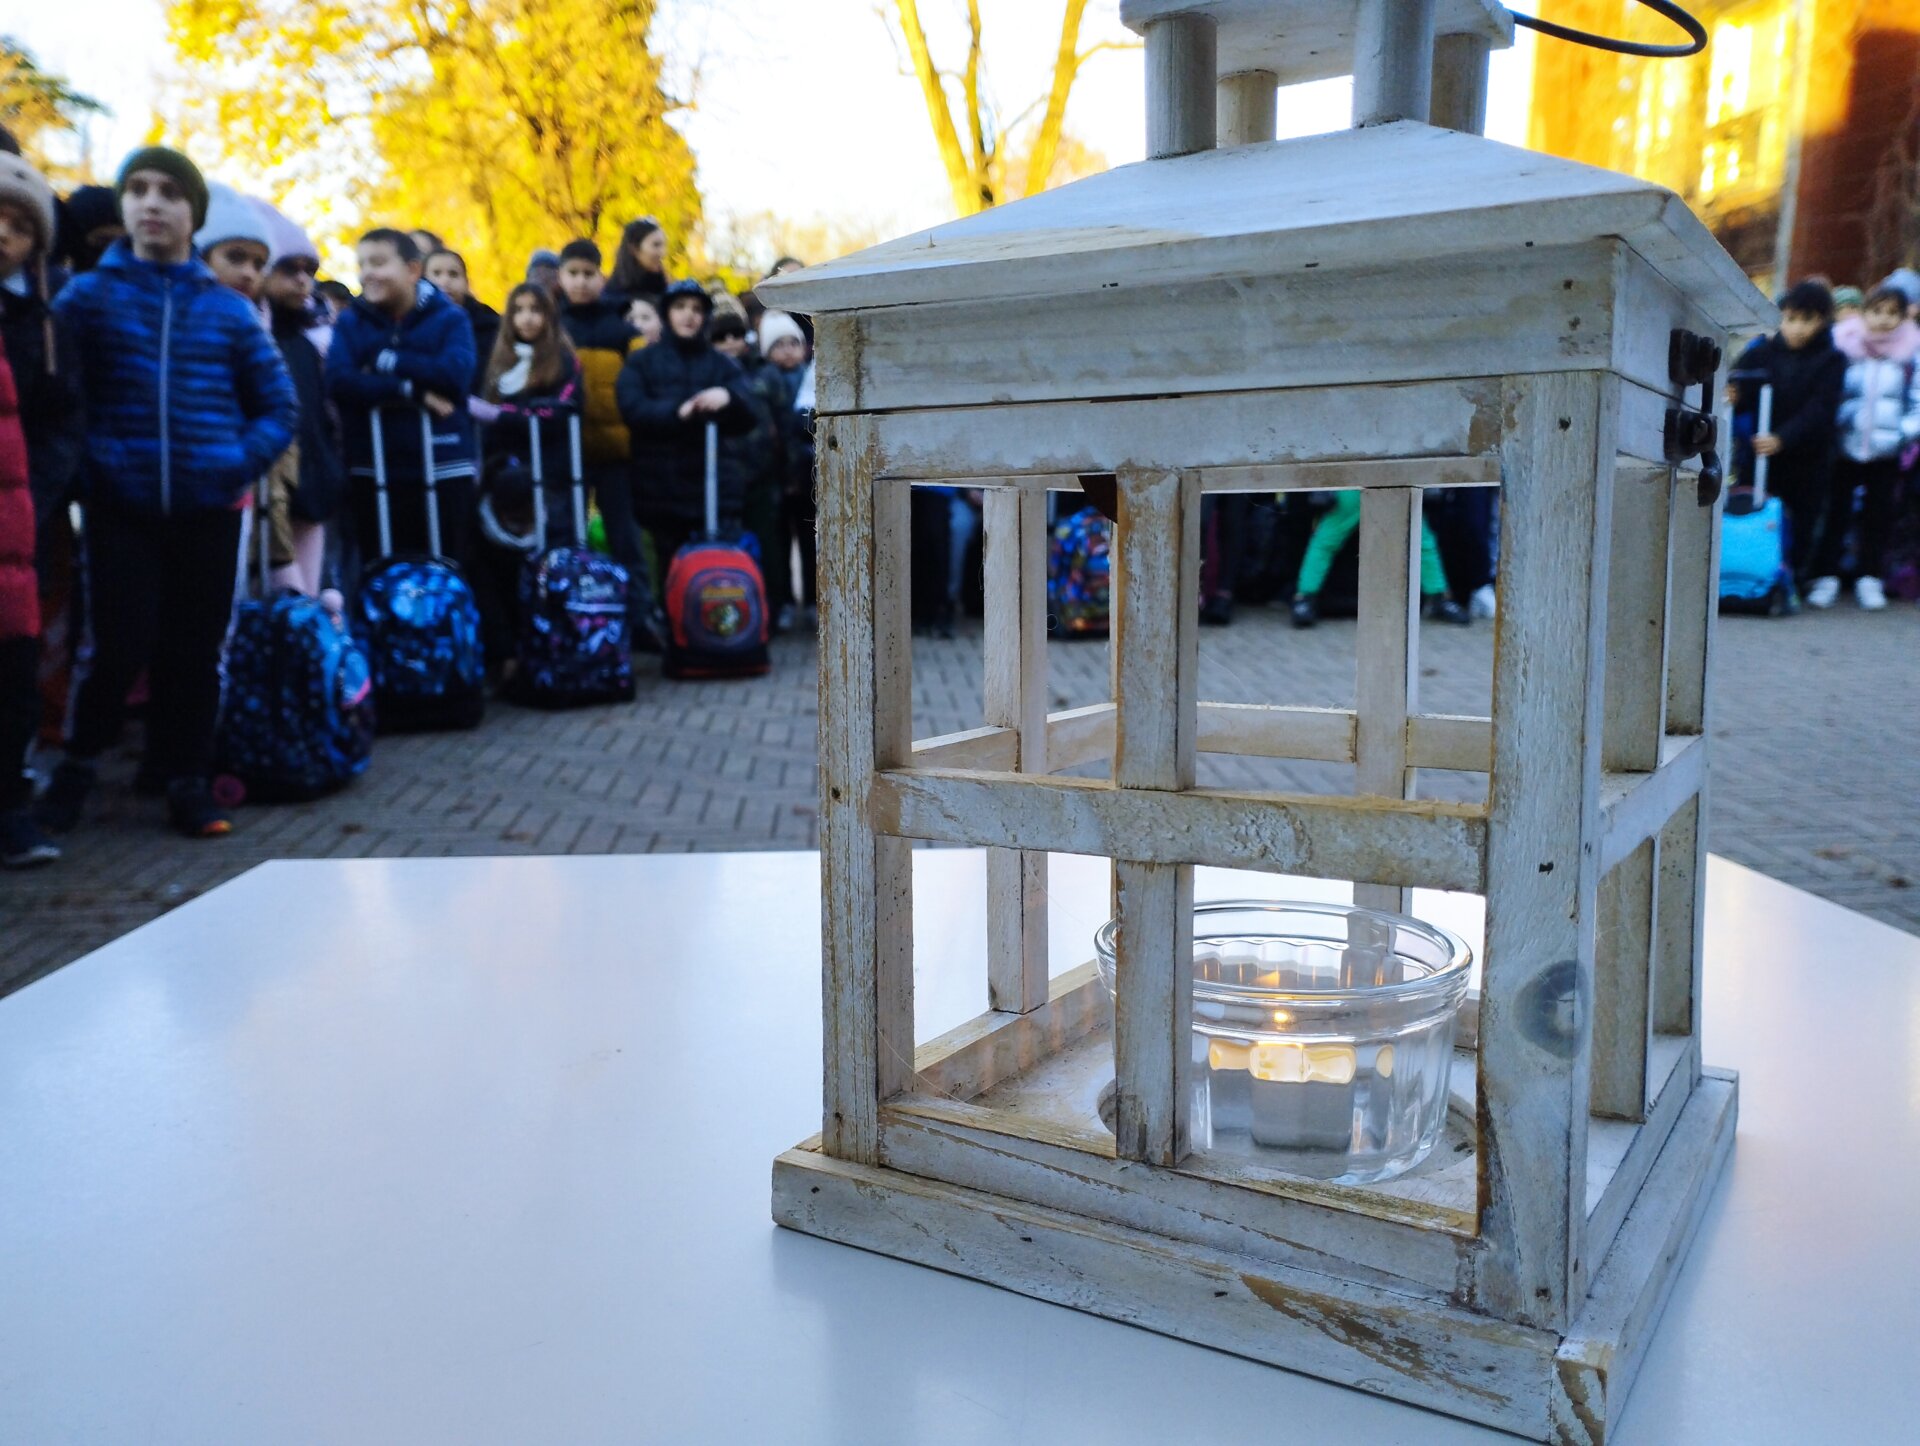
top-left (1833, 313), bottom-right (1920, 363)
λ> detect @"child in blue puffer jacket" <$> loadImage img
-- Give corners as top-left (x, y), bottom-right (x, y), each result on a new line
top-left (327, 228), bottom-right (478, 566)
top-left (37, 146), bottom-right (297, 840)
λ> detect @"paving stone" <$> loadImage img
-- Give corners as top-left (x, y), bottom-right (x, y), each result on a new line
top-left (5, 602), bottom-right (1917, 996)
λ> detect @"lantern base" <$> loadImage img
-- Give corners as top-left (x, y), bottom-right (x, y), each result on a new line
top-left (772, 1068), bottom-right (1735, 1444)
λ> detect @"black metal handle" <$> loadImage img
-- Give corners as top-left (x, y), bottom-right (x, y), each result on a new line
top-left (1509, 1), bottom-right (1707, 58)
top-left (1665, 328), bottom-right (1725, 506)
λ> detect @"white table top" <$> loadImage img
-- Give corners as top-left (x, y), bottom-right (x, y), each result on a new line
top-left (1, 850), bottom-right (1912, 1444)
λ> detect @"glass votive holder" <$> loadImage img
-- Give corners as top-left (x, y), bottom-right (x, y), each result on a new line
top-left (1094, 899), bottom-right (1472, 1185)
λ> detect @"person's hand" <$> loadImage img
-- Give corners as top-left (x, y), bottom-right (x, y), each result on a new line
top-left (421, 391), bottom-right (457, 419)
top-left (676, 397), bottom-right (697, 420)
top-left (1752, 433), bottom-right (1782, 457)
top-left (694, 386), bottom-right (732, 414)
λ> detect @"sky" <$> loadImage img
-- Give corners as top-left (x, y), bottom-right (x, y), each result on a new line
top-left (12, 0), bottom-right (1540, 246)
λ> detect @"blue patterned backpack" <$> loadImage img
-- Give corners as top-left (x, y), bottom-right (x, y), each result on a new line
top-left (513, 414), bottom-right (636, 706)
top-left (1048, 505), bottom-right (1112, 636)
top-left (354, 407), bottom-right (487, 730)
top-left (217, 494), bottom-right (375, 801)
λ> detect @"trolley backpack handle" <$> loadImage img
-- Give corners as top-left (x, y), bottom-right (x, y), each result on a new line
top-left (1753, 383), bottom-right (1773, 506)
top-left (368, 403), bottom-right (447, 559)
top-left (529, 411), bottom-right (549, 551)
top-left (526, 412), bottom-right (590, 551)
top-left (569, 412), bottom-right (588, 549)
top-left (704, 420), bottom-right (719, 540)
top-left (254, 472), bottom-right (273, 596)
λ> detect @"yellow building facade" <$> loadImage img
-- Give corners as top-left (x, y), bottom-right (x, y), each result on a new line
top-left (1530, 0), bottom-right (1920, 292)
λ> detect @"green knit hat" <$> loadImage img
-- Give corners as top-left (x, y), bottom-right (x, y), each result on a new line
top-left (115, 145), bottom-right (210, 230)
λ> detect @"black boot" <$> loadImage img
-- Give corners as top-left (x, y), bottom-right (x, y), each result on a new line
top-left (1200, 594), bottom-right (1234, 627)
top-left (166, 777), bottom-right (234, 839)
top-left (1422, 593), bottom-right (1471, 625)
top-left (1289, 594), bottom-right (1319, 630)
top-left (33, 759), bottom-right (96, 834)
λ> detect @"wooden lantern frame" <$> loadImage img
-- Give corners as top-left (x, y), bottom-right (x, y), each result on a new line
top-left (766, 111), bottom-right (1770, 1442)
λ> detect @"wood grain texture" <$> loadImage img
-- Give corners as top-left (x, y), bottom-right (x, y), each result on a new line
top-left (1553, 1070), bottom-right (1737, 1445)
top-left (838, 250), bottom-right (1613, 414)
top-left (1584, 1034), bottom-right (1695, 1274)
top-left (911, 724), bottom-right (1017, 771)
top-left (1591, 842), bottom-right (1655, 1122)
top-left (873, 768), bottom-right (1489, 892)
top-left (1665, 483), bottom-right (1718, 737)
top-left (1216, 68), bottom-right (1277, 146)
top-left (912, 963), bottom-right (1108, 1102)
top-left (1145, 13), bottom-right (1218, 159)
top-left (1355, 486), bottom-right (1422, 912)
top-left (759, 123), bottom-right (1769, 332)
top-left (816, 415), bottom-right (911, 1163)
top-left (1599, 733), bottom-right (1703, 873)
top-left (868, 379), bottom-right (1501, 479)
top-left (1478, 371), bottom-right (1616, 1332)
top-left (1112, 861), bottom-right (1195, 1165)
top-left (1601, 464), bottom-right (1672, 773)
top-left (1652, 796), bottom-right (1704, 1039)
top-left (1431, 31), bottom-right (1491, 135)
top-left (1109, 469), bottom-right (1200, 1165)
top-left (773, 1144), bottom-right (1562, 1440)
top-left (1353, 0), bottom-right (1436, 126)
top-left (983, 488), bottom-right (1052, 1014)
top-left (878, 1101), bottom-right (1471, 1295)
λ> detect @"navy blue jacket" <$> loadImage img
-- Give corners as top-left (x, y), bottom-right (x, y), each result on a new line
top-left (615, 335), bottom-right (757, 526)
top-left (51, 240), bottom-right (297, 514)
top-left (326, 282), bottom-right (478, 487)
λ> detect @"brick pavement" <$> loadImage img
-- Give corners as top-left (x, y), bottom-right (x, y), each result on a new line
top-left (4, 603), bottom-right (1916, 995)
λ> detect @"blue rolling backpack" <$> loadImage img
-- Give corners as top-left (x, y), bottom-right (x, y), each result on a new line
top-left (513, 412), bottom-right (636, 707)
top-left (216, 477), bottom-right (375, 802)
top-left (1719, 382), bottom-right (1794, 616)
top-left (354, 405), bottom-right (487, 730)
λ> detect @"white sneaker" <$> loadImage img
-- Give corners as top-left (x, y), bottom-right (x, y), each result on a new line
top-left (1856, 576), bottom-right (1887, 611)
top-left (1805, 576), bottom-right (1840, 609)
top-left (1469, 584), bottom-right (1497, 620)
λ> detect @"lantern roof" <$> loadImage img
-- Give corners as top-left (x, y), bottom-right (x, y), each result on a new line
top-left (758, 121), bottom-right (1774, 332)
top-left (1119, 0), bottom-right (1512, 87)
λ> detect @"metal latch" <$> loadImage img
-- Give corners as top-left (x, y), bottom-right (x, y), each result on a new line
top-left (1666, 328), bottom-right (1725, 506)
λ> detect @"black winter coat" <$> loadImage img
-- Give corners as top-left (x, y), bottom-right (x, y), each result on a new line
top-left (463, 296), bottom-right (501, 392)
top-left (1729, 329), bottom-right (1846, 497)
top-left (614, 336), bottom-right (757, 526)
top-left (0, 282), bottom-right (85, 535)
top-left (269, 305), bottom-right (346, 523)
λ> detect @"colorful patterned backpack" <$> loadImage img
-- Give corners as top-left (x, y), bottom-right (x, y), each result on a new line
top-left (354, 406), bottom-right (487, 730)
top-left (1048, 505), bottom-right (1112, 636)
top-left (510, 413), bottom-right (636, 706)
top-left (219, 510), bottom-right (375, 802)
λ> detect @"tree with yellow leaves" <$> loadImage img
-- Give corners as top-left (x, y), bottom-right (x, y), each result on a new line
top-left (163, 0), bottom-right (703, 302)
top-left (886, 0), bottom-right (1129, 216)
top-left (0, 37), bottom-right (106, 183)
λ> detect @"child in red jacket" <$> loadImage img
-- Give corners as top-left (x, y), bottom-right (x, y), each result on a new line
top-left (0, 154), bottom-right (62, 865)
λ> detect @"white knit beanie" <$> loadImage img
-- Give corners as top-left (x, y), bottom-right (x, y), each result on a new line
top-left (194, 181), bottom-right (273, 255)
top-left (758, 309), bottom-right (806, 358)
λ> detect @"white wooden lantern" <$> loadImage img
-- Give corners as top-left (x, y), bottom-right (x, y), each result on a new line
top-left (764, 13), bottom-right (1772, 1437)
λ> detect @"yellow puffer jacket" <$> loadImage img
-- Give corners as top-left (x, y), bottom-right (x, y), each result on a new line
top-left (560, 298), bottom-right (639, 467)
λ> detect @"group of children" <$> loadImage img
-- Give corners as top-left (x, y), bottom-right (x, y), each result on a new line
top-left (0, 137), bottom-right (820, 868)
top-left (1728, 273), bottom-right (1920, 610)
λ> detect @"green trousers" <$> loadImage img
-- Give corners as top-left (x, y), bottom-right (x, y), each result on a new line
top-left (1295, 491), bottom-right (1449, 598)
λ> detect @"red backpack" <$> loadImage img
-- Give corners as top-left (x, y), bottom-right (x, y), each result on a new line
top-left (663, 538), bottom-right (770, 678)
